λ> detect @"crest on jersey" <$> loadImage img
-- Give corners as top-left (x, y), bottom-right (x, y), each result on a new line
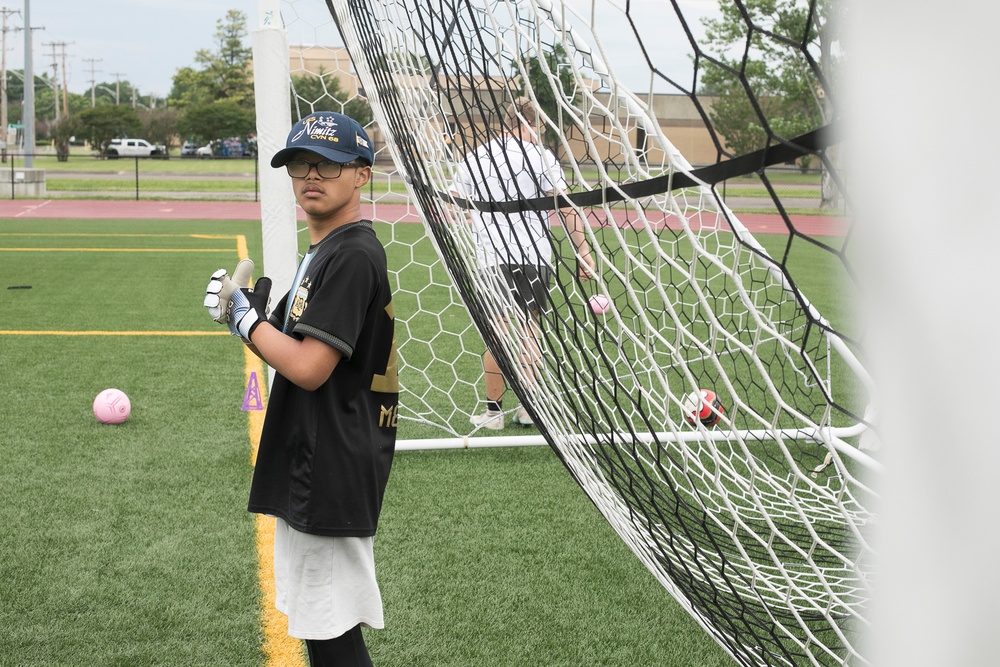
top-left (289, 277), bottom-right (311, 322)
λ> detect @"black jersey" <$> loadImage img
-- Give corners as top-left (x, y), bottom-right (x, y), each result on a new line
top-left (247, 221), bottom-right (398, 537)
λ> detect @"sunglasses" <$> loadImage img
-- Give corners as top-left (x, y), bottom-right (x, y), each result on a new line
top-left (284, 159), bottom-right (364, 179)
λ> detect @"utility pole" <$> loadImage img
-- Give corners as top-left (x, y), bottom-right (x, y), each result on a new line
top-left (43, 40), bottom-right (59, 121)
top-left (43, 40), bottom-right (69, 121)
top-left (0, 6), bottom-right (20, 163)
top-left (109, 70), bottom-right (124, 105)
top-left (83, 57), bottom-right (101, 107)
top-left (59, 40), bottom-right (68, 117)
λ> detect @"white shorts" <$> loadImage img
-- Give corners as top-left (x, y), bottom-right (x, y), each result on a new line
top-left (272, 518), bottom-right (385, 640)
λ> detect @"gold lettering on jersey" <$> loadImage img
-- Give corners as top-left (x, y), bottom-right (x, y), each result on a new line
top-left (370, 300), bottom-right (399, 393)
top-left (379, 404), bottom-right (398, 428)
top-left (289, 277), bottom-right (311, 322)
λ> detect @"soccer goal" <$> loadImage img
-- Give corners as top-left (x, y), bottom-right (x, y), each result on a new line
top-left (256, 1), bottom-right (875, 665)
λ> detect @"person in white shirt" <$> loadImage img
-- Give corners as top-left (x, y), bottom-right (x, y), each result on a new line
top-left (451, 97), bottom-right (595, 430)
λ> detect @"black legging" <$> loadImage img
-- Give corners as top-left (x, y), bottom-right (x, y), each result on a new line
top-left (305, 625), bottom-right (374, 667)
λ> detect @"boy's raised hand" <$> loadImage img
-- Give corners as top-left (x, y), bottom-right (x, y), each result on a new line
top-left (204, 259), bottom-right (254, 323)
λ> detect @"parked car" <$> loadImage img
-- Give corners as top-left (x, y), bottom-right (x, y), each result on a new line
top-left (220, 137), bottom-right (246, 157)
top-left (194, 136), bottom-right (255, 158)
top-left (104, 138), bottom-right (166, 158)
top-left (180, 141), bottom-right (198, 157)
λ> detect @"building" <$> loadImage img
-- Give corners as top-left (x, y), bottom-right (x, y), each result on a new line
top-left (287, 45), bottom-right (720, 168)
top-left (289, 45), bottom-right (360, 98)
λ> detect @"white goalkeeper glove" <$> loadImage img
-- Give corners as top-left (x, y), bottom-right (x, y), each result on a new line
top-left (227, 277), bottom-right (273, 341)
top-left (204, 258), bottom-right (254, 323)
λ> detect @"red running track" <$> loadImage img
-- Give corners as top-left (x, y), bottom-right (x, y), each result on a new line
top-left (0, 199), bottom-right (284, 221)
top-left (0, 199), bottom-right (847, 237)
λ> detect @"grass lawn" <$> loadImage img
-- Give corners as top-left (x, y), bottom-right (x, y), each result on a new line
top-left (5, 149), bottom-right (835, 216)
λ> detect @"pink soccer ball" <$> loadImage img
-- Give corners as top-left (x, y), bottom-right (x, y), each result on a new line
top-left (93, 388), bottom-right (131, 424)
top-left (589, 294), bottom-right (611, 315)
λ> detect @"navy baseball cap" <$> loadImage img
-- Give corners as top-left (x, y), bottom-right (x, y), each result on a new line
top-left (270, 112), bottom-right (374, 167)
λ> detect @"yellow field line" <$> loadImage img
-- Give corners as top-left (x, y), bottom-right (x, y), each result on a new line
top-left (0, 233), bottom-right (239, 238)
top-left (0, 247), bottom-right (233, 252)
top-left (0, 330), bottom-right (231, 336)
top-left (195, 234), bottom-right (246, 241)
top-left (233, 236), bottom-right (304, 667)
top-left (245, 353), bottom-right (306, 667)
top-left (236, 235), bottom-right (250, 262)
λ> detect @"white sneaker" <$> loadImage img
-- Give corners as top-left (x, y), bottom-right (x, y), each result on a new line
top-left (513, 406), bottom-right (534, 427)
top-left (470, 410), bottom-right (504, 430)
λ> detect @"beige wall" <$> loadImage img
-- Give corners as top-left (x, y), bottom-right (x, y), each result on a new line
top-left (286, 46), bottom-right (720, 167)
top-left (650, 95), bottom-right (721, 167)
top-left (566, 94), bottom-right (720, 168)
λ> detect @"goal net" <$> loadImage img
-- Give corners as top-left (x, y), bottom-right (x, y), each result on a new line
top-left (259, 1), bottom-right (876, 665)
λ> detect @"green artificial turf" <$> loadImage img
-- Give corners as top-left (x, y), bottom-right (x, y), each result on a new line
top-left (0, 217), bottom-right (739, 665)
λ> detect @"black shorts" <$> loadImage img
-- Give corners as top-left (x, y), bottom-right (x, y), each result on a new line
top-left (495, 264), bottom-right (552, 316)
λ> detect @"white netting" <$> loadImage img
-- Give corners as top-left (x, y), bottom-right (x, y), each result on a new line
top-left (261, 2), bottom-right (877, 665)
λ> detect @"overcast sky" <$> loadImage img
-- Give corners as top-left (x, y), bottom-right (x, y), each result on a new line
top-left (4, 0), bottom-right (717, 101)
top-left (6, 1), bottom-right (252, 99)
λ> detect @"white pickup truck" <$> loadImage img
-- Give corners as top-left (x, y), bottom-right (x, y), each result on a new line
top-left (104, 138), bottom-right (166, 158)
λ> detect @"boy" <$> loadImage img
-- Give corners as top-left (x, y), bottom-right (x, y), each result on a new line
top-left (205, 111), bottom-right (397, 666)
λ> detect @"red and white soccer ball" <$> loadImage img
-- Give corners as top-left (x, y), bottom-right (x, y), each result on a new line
top-left (682, 389), bottom-right (724, 427)
top-left (93, 388), bottom-right (131, 424)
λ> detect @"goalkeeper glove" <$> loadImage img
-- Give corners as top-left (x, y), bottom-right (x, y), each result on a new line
top-left (204, 259), bottom-right (254, 323)
top-left (228, 277), bottom-right (273, 341)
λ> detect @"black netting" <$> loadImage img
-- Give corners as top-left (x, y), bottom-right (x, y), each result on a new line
top-left (324, 1), bottom-right (874, 665)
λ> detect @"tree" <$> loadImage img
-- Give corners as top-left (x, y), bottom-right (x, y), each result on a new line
top-left (290, 69), bottom-right (343, 119)
top-left (76, 106), bottom-right (142, 153)
top-left (344, 98), bottom-right (373, 128)
top-left (289, 68), bottom-right (372, 126)
top-left (168, 66), bottom-right (215, 108)
top-left (515, 43), bottom-right (577, 153)
top-left (177, 100), bottom-right (254, 146)
top-left (49, 116), bottom-right (83, 161)
top-left (140, 108), bottom-right (181, 155)
top-left (188, 10), bottom-right (254, 107)
top-left (90, 79), bottom-right (141, 107)
top-left (699, 0), bottom-right (842, 205)
top-left (168, 9), bottom-right (256, 152)
top-left (32, 74), bottom-right (59, 121)
top-left (4, 70), bottom-right (64, 124)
